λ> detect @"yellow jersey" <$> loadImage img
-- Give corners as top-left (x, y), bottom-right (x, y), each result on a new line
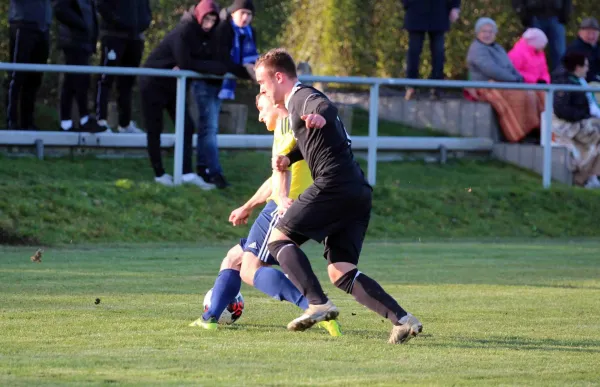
top-left (268, 118), bottom-right (313, 206)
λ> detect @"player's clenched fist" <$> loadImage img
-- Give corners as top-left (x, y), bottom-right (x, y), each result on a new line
top-left (229, 205), bottom-right (251, 226)
top-left (272, 155), bottom-right (290, 172)
top-left (301, 114), bottom-right (326, 129)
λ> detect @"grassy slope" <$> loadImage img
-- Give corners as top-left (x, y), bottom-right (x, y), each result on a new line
top-left (1, 152), bottom-right (600, 245)
top-left (1, 242), bottom-right (599, 385)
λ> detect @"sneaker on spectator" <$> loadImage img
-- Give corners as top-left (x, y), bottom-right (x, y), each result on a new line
top-left (196, 166), bottom-right (210, 182)
top-left (118, 121), bottom-right (144, 134)
top-left (584, 175), bottom-right (600, 189)
top-left (155, 174), bottom-right (174, 186)
top-left (81, 118), bottom-right (106, 133)
top-left (208, 173), bottom-right (230, 189)
top-left (97, 119), bottom-right (114, 133)
top-left (182, 173), bottom-right (216, 190)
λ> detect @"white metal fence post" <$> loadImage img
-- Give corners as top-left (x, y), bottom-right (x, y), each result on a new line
top-left (542, 89), bottom-right (554, 189)
top-left (173, 76), bottom-right (187, 185)
top-left (367, 83), bottom-right (380, 186)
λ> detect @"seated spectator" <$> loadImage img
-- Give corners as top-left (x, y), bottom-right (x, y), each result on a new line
top-left (508, 28), bottom-right (551, 84)
top-left (466, 17), bottom-right (544, 143)
top-left (565, 17), bottom-right (600, 84)
top-left (552, 52), bottom-right (600, 188)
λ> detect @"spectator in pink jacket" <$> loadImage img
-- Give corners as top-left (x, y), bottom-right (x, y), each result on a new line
top-left (508, 28), bottom-right (551, 84)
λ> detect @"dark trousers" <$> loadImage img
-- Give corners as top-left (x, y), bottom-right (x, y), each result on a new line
top-left (4, 25), bottom-right (50, 129)
top-left (192, 80), bottom-right (223, 176)
top-left (95, 35), bottom-right (144, 127)
top-left (530, 16), bottom-right (566, 71)
top-left (140, 79), bottom-right (194, 178)
top-left (406, 31), bottom-right (445, 80)
top-left (60, 48), bottom-right (92, 122)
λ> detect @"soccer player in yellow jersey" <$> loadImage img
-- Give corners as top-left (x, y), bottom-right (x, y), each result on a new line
top-left (190, 93), bottom-right (341, 336)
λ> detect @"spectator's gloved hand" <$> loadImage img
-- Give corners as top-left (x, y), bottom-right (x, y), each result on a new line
top-left (537, 79), bottom-right (548, 84)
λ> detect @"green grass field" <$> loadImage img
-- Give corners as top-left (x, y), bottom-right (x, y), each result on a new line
top-left (2, 153), bottom-right (600, 245)
top-left (2, 241), bottom-right (599, 385)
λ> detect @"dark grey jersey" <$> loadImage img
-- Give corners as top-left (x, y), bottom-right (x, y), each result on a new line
top-left (286, 85), bottom-right (369, 187)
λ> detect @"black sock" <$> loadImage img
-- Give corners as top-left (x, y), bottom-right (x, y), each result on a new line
top-left (350, 272), bottom-right (407, 325)
top-left (275, 244), bottom-right (328, 305)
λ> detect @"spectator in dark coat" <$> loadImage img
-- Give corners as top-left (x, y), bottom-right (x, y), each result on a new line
top-left (53, 0), bottom-right (103, 133)
top-left (512, 0), bottom-right (571, 71)
top-left (95, 0), bottom-right (152, 133)
top-left (565, 17), bottom-right (600, 83)
top-left (191, 0), bottom-right (256, 189)
top-left (140, 0), bottom-right (228, 189)
top-left (402, 0), bottom-right (461, 100)
top-left (4, 0), bottom-right (52, 130)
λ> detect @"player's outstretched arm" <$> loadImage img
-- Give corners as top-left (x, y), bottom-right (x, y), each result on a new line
top-left (301, 113), bottom-right (326, 129)
top-left (229, 178), bottom-right (273, 226)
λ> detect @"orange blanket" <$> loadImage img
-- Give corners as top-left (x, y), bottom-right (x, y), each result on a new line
top-left (469, 88), bottom-right (544, 142)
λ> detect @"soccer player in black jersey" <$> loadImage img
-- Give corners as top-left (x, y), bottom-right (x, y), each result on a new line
top-left (255, 48), bottom-right (423, 344)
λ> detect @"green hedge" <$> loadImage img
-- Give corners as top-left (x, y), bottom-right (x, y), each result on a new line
top-left (283, 0), bottom-right (599, 79)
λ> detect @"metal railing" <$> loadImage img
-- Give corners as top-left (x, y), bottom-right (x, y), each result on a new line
top-left (2, 62), bottom-right (600, 188)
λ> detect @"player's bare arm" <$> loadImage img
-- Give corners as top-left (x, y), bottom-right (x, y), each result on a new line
top-left (229, 178), bottom-right (273, 226)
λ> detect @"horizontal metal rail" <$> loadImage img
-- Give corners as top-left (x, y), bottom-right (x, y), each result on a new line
top-left (2, 62), bottom-right (595, 187)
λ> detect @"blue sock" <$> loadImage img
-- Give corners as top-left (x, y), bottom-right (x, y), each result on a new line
top-left (253, 266), bottom-right (309, 310)
top-left (203, 269), bottom-right (242, 320)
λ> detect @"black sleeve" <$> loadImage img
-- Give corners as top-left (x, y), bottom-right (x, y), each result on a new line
top-left (560, 0), bottom-right (572, 24)
top-left (450, 0), bottom-right (460, 9)
top-left (554, 90), bottom-right (591, 122)
top-left (285, 144), bottom-right (304, 165)
top-left (511, 0), bottom-right (530, 26)
top-left (294, 92), bottom-right (339, 124)
top-left (52, 0), bottom-right (87, 30)
top-left (172, 27), bottom-right (227, 75)
top-left (96, 0), bottom-right (128, 30)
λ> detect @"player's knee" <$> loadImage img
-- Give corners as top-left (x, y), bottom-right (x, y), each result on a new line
top-left (240, 253), bottom-right (263, 285)
top-left (267, 227), bottom-right (290, 244)
top-left (332, 267), bottom-right (359, 294)
top-left (220, 245), bottom-right (243, 271)
top-left (267, 240), bottom-right (295, 262)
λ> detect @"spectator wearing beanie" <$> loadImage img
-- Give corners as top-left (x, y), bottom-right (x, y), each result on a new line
top-left (508, 28), bottom-right (551, 84)
top-left (140, 0), bottom-right (228, 189)
top-left (191, 0), bottom-right (257, 189)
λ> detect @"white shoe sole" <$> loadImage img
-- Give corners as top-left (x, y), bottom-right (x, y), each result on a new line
top-left (287, 308), bottom-right (339, 331)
